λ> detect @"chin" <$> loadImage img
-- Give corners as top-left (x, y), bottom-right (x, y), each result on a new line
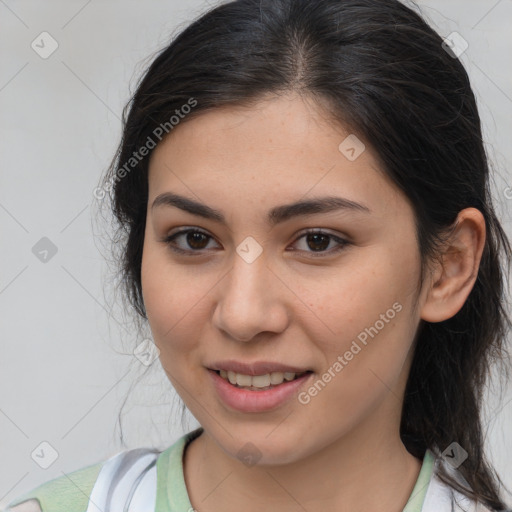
top-left (211, 427), bottom-right (305, 467)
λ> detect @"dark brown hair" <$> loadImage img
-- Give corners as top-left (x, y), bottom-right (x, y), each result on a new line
top-left (96, 0), bottom-right (512, 509)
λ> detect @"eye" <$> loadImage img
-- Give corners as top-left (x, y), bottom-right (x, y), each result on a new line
top-left (162, 228), bottom-right (219, 255)
top-left (161, 228), bottom-right (349, 257)
top-left (288, 228), bottom-right (349, 257)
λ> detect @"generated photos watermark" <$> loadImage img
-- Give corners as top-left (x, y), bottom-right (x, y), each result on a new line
top-left (298, 301), bottom-right (403, 404)
top-left (93, 97), bottom-right (198, 200)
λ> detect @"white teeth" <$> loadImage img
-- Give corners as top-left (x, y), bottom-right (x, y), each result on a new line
top-left (270, 372), bottom-right (284, 385)
top-left (217, 370), bottom-right (306, 388)
top-left (252, 374), bottom-right (271, 387)
top-left (236, 373), bottom-right (252, 387)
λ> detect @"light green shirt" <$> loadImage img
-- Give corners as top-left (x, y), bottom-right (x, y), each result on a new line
top-left (5, 427), bottom-right (435, 511)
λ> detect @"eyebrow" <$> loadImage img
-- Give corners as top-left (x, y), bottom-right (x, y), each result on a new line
top-left (151, 192), bottom-right (371, 226)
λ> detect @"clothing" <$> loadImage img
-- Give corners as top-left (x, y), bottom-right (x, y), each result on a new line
top-left (3, 428), bottom-right (497, 512)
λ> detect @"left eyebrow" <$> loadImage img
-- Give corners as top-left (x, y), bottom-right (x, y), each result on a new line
top-left (151, 192), bottom-right (372, 226)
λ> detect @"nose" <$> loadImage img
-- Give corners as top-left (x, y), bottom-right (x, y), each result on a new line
top-left (212, 249), bottom-right (289, 342)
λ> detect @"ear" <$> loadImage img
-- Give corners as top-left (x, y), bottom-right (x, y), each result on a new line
top-left (420, 208), bottom-right (486, 323)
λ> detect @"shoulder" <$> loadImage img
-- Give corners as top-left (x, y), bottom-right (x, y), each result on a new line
top-left (3, 459), bottom-right (104, 512)
top-left (3, 430), bottom-right (203, 512)
top-left (2, 448), bottom-right (146, 512)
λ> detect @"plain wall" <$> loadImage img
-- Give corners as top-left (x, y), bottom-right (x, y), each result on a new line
top-left (1, 0), bottom-right (511, 507)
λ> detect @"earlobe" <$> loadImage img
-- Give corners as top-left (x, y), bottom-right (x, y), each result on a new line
top-left (420, 208), bottom-right (486, 323)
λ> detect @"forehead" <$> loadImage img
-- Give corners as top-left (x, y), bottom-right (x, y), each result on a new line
top-left (147, 94), bottom-right (408, 220)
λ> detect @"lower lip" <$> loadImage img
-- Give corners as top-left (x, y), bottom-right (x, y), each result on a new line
top-left (207, 369), bottom-right (313, 413)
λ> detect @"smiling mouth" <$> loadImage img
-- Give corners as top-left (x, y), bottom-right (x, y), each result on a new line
top-left (213, 369), bottom-right (312, 391)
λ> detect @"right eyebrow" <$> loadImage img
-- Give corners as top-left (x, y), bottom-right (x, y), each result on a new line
top-left (151, 192), bottom-right (372, 226)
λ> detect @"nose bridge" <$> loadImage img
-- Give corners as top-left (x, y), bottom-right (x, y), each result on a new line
top-left (213, 239), bottom-right (286, 341)
top-left (231, 243), bottom-right (268, 300)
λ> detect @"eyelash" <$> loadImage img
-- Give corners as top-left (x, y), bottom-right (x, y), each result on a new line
top-left (161, 228), bottom-right (349, 258)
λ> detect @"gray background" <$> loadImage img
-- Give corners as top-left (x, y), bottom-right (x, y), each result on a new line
top-left (1, 0), bottom-right (511, 507)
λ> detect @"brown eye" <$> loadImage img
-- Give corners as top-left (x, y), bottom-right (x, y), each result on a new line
top-left (305, 233), bottom-right (331, 251)
top-left (290, 229), bottom-right (349, 257)
top-left (185, 231), bottom-right (210, 250)
top-left (162, 227), bottom-right (349, 257)
top-left (162, 228), bottom-right (218, 255)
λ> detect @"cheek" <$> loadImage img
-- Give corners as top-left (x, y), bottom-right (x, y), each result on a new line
top-left (141, 244), bottom-right (188, 347)
top-left (296, 247), bottom-right (419, 385)
top-left (296, 257), bottom-right (406, 343)
top-left (140, 244), bottom-right (217, 355)
top-left (337, 267), bottom-right (418, 385)
top-left (301, 291), bottom-right (414, 431)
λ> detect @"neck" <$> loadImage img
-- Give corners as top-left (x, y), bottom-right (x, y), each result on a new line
top-left (184, 404), bottom-right (423, 512)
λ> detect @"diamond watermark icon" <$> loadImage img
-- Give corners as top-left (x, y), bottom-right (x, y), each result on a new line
top-left (338, 134), bottom-right (365, 161)
top-left (31, 31), bottom-right (59, 59)
top-left (442, 31), bottom-right (468, 59)
top-left (31, 441), bottom-right (59, 469)
top-left (441, 441), bottom-right (468, 469)
top-left (32, 237), bottom-right (58, 263)
top-left (236, 236), bottom-right (263, 264)
top-left (236, 442), bottom-right (262, 467)
top-left (134, 338), bottom-right (160, 366)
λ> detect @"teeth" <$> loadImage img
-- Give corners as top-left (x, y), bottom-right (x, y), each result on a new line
top-left (252, 374), bottom-right (271, 387)
top-left (270, 372), bottom-right (284, 385)
top-left (236, 373), bottom-right (252, 387)
top-left (217, 370), bottom-right (306, 388)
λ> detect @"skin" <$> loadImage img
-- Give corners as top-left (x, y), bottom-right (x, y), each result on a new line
top-left (141, 92), bottom-right (486, 512)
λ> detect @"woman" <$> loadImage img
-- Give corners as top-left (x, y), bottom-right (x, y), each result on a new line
top-left (5, 0), bottom-right (511, 510)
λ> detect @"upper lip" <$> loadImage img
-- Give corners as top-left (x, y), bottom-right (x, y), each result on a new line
top-left (207, 360), bottom-right (312, 376)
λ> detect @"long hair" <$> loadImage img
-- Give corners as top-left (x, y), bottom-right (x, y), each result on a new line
top-left (96, 0), bottom-right (512, 509)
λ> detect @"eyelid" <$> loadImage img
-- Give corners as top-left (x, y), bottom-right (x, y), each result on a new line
top-left (161, 226), bottom-right (350, 257)
top-left (289, 228), bottom-right (350, 257)
top-left (161, 227), bottom-right (218, 255)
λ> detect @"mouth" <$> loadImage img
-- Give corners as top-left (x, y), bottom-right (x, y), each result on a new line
top-left (211, 369), bottom-right (313, 391)
top-left (207, 367), bottom-right (314, 412)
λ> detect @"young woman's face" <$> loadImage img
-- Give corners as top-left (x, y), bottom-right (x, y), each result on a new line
top-left (142, 93), bottom-right (429, 465)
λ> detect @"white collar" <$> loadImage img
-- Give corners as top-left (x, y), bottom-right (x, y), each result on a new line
top-left (420, 450), bottom-right (494, 512)
top-left (86, 445), bottom-right (497, 512)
